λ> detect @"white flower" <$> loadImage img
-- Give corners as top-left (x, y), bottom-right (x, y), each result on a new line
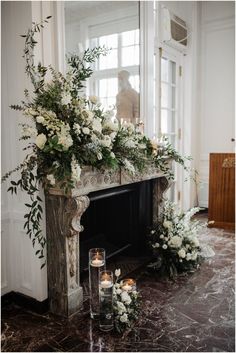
top-left (46, 174), bottom-right (55, 186)
top-left (151, 230), bottom-right (155, 235)
top-left (152, 242), bottom-right (159, 248)
top-left (116, 288), bottom-right (122, 295)
top-left (73, 123), bottom-right (81, 135)
top-left (120, 313), bottom-right (128, 323)
top-left (192, 237), bottom-right (199, 247)
top-left (100, 135), bottom-right (111, 148)
top-left (123, 159), bottom-right (135, 175)
top-left (58, 132), bottom-right (73, 150)
top-left (103, 120), bottom-right (119, 132)
top-left (110, 152), bottom-right (115, 159)
top-left (89, 95), bottom-right (98, 104)
top-left (71, 155), bottom-right (81, 183)
top-left (36, 116), bottom-right (45, 124)
top-left (169, 235), bottom-right (182, 248)
top-left (82, 127), bottom-right (90, 135)
top-left (160, 234), bottom-right (164, 239)
top-left (124, 139), bottom-right (136, 148)
top-left (110, 132), bottom-right (117, 141)
top-left (35, 133), bottom-right (47, 149)
top-left (97, 152), bottom-right (103, 160)
top-left (84, 110), bottom-right (94, 122)
top-left (115, 269), bottom-right (121, 278)
top-left (162, 244), bottom-right (168, 250)
top-left (163, 220), bottom-right (172, 229)
top-left (61, 93), bottom-right (72, 105)
top-left (121, 291), bottom-right (131, 305)
top-left (186, 253), bottom-right (192, 261)
top-left (117, 301), bottom-right (126, 313)
top-left (178, 249), bottom-right (186, 258)
top-left (92, 119), bottom-right (102, 133)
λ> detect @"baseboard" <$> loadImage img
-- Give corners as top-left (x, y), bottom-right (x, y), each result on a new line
top-left (1, 291), bottom-right (49, 314)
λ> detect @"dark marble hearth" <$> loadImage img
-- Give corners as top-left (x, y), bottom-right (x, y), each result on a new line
top-left (1, 217), bottom-right (235, 352)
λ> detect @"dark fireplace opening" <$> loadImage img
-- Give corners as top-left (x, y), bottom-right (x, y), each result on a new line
top-left (80, 180), bottom-right (154, 273)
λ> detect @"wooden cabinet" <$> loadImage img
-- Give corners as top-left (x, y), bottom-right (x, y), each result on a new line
top-left (208, 153), bottom-right (235, 230)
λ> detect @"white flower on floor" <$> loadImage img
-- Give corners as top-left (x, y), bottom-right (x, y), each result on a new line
top-left (120, 313), bottom-right (128, 323)
top-left (163, 220), bottom-right (172, 229)
top-left (178, 249), bottom-right (186, 258)
top-left (121, 291), bottom-right (131, 305)
top-left (169, 235), bottom-right (182, 248)
top-left (82, 127), bottom-right (90, 135)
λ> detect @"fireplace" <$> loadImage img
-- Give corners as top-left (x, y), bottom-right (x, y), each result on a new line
top-left (45, 167), bottom-right (170, 316)
top-left (80, 180), bottom-right (153, 273)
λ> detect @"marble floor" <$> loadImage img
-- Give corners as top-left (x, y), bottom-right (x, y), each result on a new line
top-left (1, 219), bottom-right (235, 352)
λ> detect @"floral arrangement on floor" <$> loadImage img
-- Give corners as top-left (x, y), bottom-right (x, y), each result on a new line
top-left (147, 200), bottom-right (204, 277)
top-left (113, 269), bottom-right (141, 333)
top-left (1, 18), bottom-right (192, 265)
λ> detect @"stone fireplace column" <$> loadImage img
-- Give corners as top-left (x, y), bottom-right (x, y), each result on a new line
top-left (45, 192), bottom-right (90, 317)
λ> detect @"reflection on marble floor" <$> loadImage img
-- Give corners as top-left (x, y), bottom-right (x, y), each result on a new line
top-left (1, 219), bottom-right (235, 352)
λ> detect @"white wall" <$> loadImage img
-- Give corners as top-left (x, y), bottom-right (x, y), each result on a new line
top-left (198, 1), bottom-right (235, 207)
top-left (1, 1), bottom-right (59, 300)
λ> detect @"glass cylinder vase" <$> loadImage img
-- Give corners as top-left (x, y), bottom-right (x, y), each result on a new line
top-left (89, 248), bottom-right (105, 319)
top-left (99, 270), bottom-right (114, 332)
top-left (121, 278), bottom-right (136, 292)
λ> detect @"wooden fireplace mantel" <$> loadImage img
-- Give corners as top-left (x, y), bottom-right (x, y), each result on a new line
top-left (45, 165), bottom-right (171, 317)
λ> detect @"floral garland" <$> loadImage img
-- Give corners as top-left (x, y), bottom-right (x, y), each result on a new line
top-left (147, 200), bottom-right (205, 277)
top-left (1, 19), bottom-right (192, 266)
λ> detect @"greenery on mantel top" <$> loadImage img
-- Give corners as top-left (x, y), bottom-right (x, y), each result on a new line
top-left (1, 18), bottom-right (193, 267)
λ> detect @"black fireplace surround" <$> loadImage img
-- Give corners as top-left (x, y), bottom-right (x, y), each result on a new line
top-left (80, 179), bottom-right (153, 272)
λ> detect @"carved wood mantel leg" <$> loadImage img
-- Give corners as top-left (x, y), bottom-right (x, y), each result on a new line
top-left (45, 193), bottom-right (90, 317)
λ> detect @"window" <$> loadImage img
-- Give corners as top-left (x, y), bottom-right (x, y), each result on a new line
top-left (90, 29), bottom-right (140, 112)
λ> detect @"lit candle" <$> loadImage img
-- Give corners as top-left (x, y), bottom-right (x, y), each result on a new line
top-left (90, 252), bottom-right (104, 267)
top-left (122, 278), bottom-right (136, 291)
top-left (100, 272), bottom-right (113, 288)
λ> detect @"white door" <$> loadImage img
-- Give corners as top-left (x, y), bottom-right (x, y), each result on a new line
top-left (159, 47), bottom-right (184, 204)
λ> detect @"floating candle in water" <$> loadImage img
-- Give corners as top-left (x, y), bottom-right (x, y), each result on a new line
top-left (122, 278), bottom-right (136, 291)
top-left (100, 279), bottom-right (113, 289)
top-left (90, 252), bottom-right (104, 267)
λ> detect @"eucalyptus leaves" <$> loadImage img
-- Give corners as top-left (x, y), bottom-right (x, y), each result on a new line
top-left (2, 19), bottom-right (192, 266)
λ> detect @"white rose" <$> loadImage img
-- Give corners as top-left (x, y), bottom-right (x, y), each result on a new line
top-left (89, 95), bottom-right (98, 104)
top-left (121, 291), bottom-right (131, 305)
top-left (117, 301), bottom-right (126, 313)
top-left (36, 116), bottom-right (45, 124)
top-left (163, 220), bottom-right (172, 229)
top-left (61, 93), bottom-right (72, 105)
top-left (169, 235), bottom-right (182, 248)
top-left (46, 174), bottom-right (55, 186)
top-left (178, 249), bottom-right (186, 258)
top-left (162, 244), bottom-right (168, 250)
top-left (120, 313), bottom-right (128, 323)
top-left (82, 127), bottom-right (90, 135)
top-left (35, 133), bottom-right (47, 149)
top-left (92, 119), bottom-right (102, 133)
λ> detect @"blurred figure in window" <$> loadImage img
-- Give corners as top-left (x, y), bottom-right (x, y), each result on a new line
top-left (116, 70), bottom-right (139, 124)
